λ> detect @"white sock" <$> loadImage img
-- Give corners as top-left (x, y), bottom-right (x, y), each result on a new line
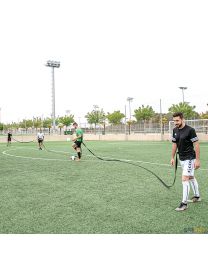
top-left (190, 178), bottom-right (200, 197)
top-left (182, 181), bottom-right (190, 204)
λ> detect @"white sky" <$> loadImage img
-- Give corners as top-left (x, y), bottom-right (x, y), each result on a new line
top-left (0, 0), bottom-right (208, 124)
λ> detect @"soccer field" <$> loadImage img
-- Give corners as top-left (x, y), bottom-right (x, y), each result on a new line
top-left (0, 140), bottom-right (208, 234)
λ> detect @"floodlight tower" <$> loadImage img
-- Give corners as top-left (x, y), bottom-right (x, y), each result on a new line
top-left (45, 60), bottom-right (60, 132)
top-left (179, 87), bottom-right (187, 103)
top-left (127, 97), bottom-right (133, 121)
top-left (93, 105), bottom-right (99, 134)
top-left (127, 97), bottom-right (133, 135)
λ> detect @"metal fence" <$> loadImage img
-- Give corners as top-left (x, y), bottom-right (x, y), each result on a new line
top-left (1, 120), bottom-right (208, 136)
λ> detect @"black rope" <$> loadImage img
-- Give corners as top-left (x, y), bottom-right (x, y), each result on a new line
top-left (12, 137), bottom-right (35, 143)
top-left (41, 141), bottom-right (178, 189)
top-left (82, 142), bottom-right (177, 189)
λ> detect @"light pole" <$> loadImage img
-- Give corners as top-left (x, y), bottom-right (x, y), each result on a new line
top-left (93, 105), bottom-right (99, 134)
top-left (66, 110), bottom-right (71, 116)
top-left (179, 87), bottom-right (187, 103)
top-left (127, 97), bottom-right (133, 134)
top-left (127, 97), bottom-right (133, 120)
top-left (160, 99), bottom-right (163, 141)
top-left (124, 104), bottom-right (127, 135)
top-left (46, 60), bottom-right (60, 132)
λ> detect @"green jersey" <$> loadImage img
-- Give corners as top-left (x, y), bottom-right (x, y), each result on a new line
top-left (76, 128), bottom-right (83, 142)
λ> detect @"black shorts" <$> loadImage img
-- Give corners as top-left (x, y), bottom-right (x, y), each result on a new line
top-left (38, 139), bottom-right (43, 143)
top-left (8, 138), bottom-right (11, 142)
top-left (74, 140), bottom-right (82, 148)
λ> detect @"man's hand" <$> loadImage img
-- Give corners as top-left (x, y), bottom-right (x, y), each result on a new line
top-left (194, 159), bottom-right (200, 170)
top-left (170, 158), bottom-right (175, 166)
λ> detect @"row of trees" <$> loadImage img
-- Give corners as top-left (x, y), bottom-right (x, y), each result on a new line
top-left (85, 102), bottom-right (208, 126)
top-left (1, 102), bottom-right (208, 132)
top-left (0, 115), bottom-right (75, 134)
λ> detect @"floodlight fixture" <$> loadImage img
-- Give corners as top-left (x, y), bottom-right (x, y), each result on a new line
top-left (127, 97), bottom-right (133, 120)
top-left (45, 60), bottom-right (60, 131)
top-left (46, 60), bottom-right (60, 68)
top-left (179, 87), bottom-right (188, 103)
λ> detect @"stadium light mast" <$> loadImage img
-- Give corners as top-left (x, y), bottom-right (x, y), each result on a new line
top-left (45, 60), bottom-right (60, 132)
top-left (93, 105), bottom-right (99, 134)
top-left (124, 104), bottom-right (127, 135)
top-left (179, 87), bottom-right (187, 103)
top-left (127, 97), bottom-right (133, 121)
top-left (127, 97), bottom-right (133, 135)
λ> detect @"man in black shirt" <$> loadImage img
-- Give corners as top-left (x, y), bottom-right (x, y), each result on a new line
top-left (7, 131), bottom-right (12, 146)
top-left (171, 112), bottom-right (201, 211)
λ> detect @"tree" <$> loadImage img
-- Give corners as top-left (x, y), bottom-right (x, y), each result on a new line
top-left (43, 118), bottom-right (52, 134)
top-left (168, 102), bottom-right (197, 119)
top-left (106, 110), bottom-right (125, 125)
top-left (57, 122), bottom-right (64, 135)
top-left (85, 108), bottom-right (105, 133)
top-left (10, 122), bottom-right (19, 130)
top-left (33, 117), bottom-right (42, 131)
top-left (0, 123), bottom-right (4, 131)
top-left (26, 119), bottom-right (33, 129)
top-left (200, 112), bottom-right (208, 119)
top-left (134, 105), bottom-right (155, 122)
top-left (58, 115), bottom-right (74, 129)
top-left (19, 119), bottom-right (30, 132)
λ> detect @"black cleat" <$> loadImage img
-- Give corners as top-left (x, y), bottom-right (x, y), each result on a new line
top-left (175, 202), bottom-right (188, 211)
top-left (188, 196), bottom-right (201, 203)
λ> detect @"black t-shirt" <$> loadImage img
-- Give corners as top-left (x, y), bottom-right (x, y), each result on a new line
top-left (8, 133), bottom-right (12, 139)
top-left (172, 125), bottom-right (198, 161)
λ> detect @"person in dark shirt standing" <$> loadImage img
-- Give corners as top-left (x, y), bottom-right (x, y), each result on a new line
top-left (7, 131), bottom-right (12, 146)
top-left (171, 112), bottom-right (201, 211)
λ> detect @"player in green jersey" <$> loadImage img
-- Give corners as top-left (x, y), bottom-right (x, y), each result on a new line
top-left (72, 122), bottom-right (83, 161)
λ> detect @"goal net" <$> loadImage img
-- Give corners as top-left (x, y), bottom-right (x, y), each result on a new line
top-left (169, 119), bottom-right (208, 137)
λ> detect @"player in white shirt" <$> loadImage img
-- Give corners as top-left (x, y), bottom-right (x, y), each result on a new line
top-left (37, 131), bottom-right (44, 150)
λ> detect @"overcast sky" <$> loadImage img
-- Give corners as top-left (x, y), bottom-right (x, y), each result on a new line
top-left (0, 0), bottom-right (208, 124)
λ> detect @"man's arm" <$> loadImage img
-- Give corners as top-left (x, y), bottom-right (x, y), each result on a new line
top-left (170, 143), bottom-right (177, 166)
top-left (194, 141), bottom-right (200, 169)
top-left (72, 134), bottom-right (82, 141)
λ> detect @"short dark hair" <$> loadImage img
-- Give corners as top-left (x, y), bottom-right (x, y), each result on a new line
top-left (173, 112), bottom-right (184, 119)
top-left (72, 122), bottom-right (78, 126)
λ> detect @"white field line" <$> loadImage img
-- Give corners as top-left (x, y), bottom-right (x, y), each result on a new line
top-left (2, 148), bottom-right (208, 172)
top-left (2, 150), bottom-right (69, 161)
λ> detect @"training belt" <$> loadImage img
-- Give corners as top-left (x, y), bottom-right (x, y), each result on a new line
top-left (12, 136), bottom-right (35, 143)
top-left (82, 142), bottom-right (178, 189)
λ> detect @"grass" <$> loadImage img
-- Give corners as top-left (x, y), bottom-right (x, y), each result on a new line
top-left (0, 140), bottom-right (208, 234)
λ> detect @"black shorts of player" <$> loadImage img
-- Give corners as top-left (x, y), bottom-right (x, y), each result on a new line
top-left (74, 140), bottom-right (82, 148)
top-left (8, 138), bottom-right (11, 141)
top-left (38, 139), bottom-right (43, 143)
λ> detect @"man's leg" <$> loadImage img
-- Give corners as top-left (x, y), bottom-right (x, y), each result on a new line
top-left (72, 143), bottom-right (77, 151)
top-left (189, 176), bottom-right (201, 202)
top-left (182, 176), bottom-right (190, 204)
top-left (175, 160), bottom-right (189, 211)
top-left (77, 147), bottom-right (81, 160)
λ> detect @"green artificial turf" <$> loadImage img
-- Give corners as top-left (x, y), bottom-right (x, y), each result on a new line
top-left (0, 140), bottom-right (208, 234)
